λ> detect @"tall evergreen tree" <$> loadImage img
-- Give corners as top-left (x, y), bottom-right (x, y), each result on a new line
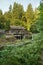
top-left (26, 4), bottom-right (34, 30)
top-left (12, 2), bottom-right (24, 19)
top-left (9, 5), bottom-right (12, 12)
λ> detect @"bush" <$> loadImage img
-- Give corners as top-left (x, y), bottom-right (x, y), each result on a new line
top-left (0, 41), bottom-right (40, 65)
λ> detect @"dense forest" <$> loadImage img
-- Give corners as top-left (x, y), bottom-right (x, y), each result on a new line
top-left (0, 2), bottom-right (39, 31)
top-left (0, 0), bottom-right (43, 65)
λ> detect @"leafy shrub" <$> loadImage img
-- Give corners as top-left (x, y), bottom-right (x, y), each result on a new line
top-left (0, 41), bottom-right (40, 65)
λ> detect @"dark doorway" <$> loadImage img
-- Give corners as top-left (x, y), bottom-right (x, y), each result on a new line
top-left (15, 35), bottom-right (23, 40)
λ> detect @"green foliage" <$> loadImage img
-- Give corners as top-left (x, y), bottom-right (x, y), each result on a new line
top-left (5, 20), bottom-right (10, 31)
top-left (0, 16), bottom-right (6, 29)
top-left (4, 11), bottom-right (12, 21)
top-left (0, 1), bottom-right (43, 65)
top-left (11, 19), bottom-right (23, 26)
top-left (12, 2), bottom-right (24, 20)
top-left (0, 15), bottom-right (10, 30)
top-left (30, 23), bottom-right (39, 33)
top-left (0, 2), bottom-right (38, 30)
top-left (0, 42), bottom-right (40, 65)
top-left (0, 9), bottom-right (2, 16)
top-left (36, 0), bottom-right (43, 32)
top-left (9, 5), bottom-right (12, 12)
top-left (26, 4), bottom-right (35, 30)
top-left (34, 8), bottom-right (40, 21)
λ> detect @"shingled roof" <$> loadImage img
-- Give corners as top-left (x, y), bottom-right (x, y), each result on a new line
top-left (10, 26), bottom-right (25, 30)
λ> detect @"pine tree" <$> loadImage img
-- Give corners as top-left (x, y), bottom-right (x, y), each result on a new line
top-left (26, 4), bottom-right (34, 30)
top-left (33, 0), bottom-right (43, 40)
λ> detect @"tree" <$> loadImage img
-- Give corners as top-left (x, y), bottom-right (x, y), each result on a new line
top-left (30, 22), bottom-right (39, 33)
top-left (36, 0), bottom-right (43, 32)
top-left (0, 13), bottom-right (10, 30)
top-left (26, 4), bottom-right (34, 30)
top-left (13, 19), bottom-right (22, 26)
top-left (33, 0), bottom-right (43, 41)
top-left (9, 5), bottom-right (12, 12)
top-left (0, 15), bottom-right (6, 29)
top-left (0, 10), bottom-right (2, 16)
top-left (12, 2), bottom-right (24, 20)
top-left (5, 20), bottom-right (10, 31)
top-left (10, 2), bottom-right (24, 26)
top-left (34, 8), bottom-right (39, 21)
top-left (4, 11), bottom-right (12, 21)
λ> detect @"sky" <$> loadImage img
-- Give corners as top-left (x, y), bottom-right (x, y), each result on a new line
top-left (0, 0), bottom-right (41, 13)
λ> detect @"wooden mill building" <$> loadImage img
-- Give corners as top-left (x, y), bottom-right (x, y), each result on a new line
top-left (6, 26), bottom-right (32, 40)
